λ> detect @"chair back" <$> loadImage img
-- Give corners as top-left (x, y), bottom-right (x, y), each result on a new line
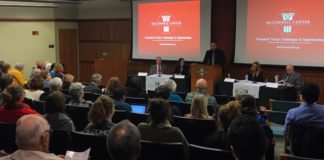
top-left (70, 131), bottom-right (110, 160)
top-left (147, 90), bottom-right (155, 99)
top-left (213, 95), bottom-right (231, 105)
top-left (172, 116), bottom-right (216, 145)
top-left (83, 92), bottom-right (102, 102)
top-left (112, 110), bottom-right (129, 123)
top-left (128, 112), bottom-right (149, 125)
top-left (65, 105), bottom-right (89, 131)
top-left (268, 110), bottom-right (287, 125)
top-left (189, 144), bottom-right (234, 160)
top-left (289, 125), bottom-right (324, 159)
top-left (61, 89), bottom-right (70, 95)
top-left (49, 130), bottom-right (71, 155)
top-left (125, 97), bottom-right (148, 105)
top-left (24, 98), bottom-right (45, 114)
top-left (140, 140), bottom-right (185, 160)
top-left (0, 123), bottom-right (17, 153)
top-left (270, 100), bottom-right (300, 112)
top-left (173, 92), bottom-right (187, 101)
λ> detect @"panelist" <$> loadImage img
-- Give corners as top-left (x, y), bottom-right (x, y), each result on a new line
top-left (173, 58), bottom-right (189, 76)
top-left (248, 61), bottom-right (264, 82)
top-left (275, 64), bottom-right (302, 89)
top-left (149, 56), bottom-right (167, 75)
top-left (203, 41), bottom-right (225, 67)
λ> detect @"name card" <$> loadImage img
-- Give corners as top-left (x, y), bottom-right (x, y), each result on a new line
top-left (224, 78), bottom-right (236, 83)
top-left (138, 72), bottom-right (148, 76)
top-left (174, 75), bottom-right (185, 79)
top-left (265, 82), bottom-right (279, 88)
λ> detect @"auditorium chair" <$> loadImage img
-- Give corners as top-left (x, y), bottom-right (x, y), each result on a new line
top-left (49, 130), bottom-right (71, 155)
top-left (112, 110), bottom-right (129, 123)
top-left (280, 153), bottom-right (323, 160)
top-left (128, 112), bottom-right (149, 125)
top-left (173, 92), bottom-right (187, 101)
top-left (189, 144), bottom-right (235, 160)
top-left (287, 125), bottom-right (324, 159)
top-left (61, 89), bottom-right (70, 95)
top-left (147, 90), bottom-right (155, 98)
top-left (172, 116), bottom-right (216, 145)
top-left (269, 99), bottom-right (300, 112)
top-left (0, 123), bottom-right (17, 153)
top-left (83, 92), bottom-right (102, 102)
top-left (69, 131), bottom-right (110, 160)
top-left (140, 140), bottom-right (186, 160)
top-left (213, 94), bottom-right (232, 105)
top-left (23, 98), bottom-right (46, 114)
top-left (171, 102), bottom-right (215, 116)
top-left (125, 97), bottom-right (148, 105)
top-left (65, 104), bottom-right (89, 131)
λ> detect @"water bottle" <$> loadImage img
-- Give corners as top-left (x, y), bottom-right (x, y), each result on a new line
top-left (245, 74), bottom-right (248, 81)
top-left (227, 73), bottom-right (231, 78)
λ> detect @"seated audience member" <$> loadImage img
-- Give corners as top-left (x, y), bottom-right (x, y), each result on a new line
top-left (112, 87), bottom-right (132, 112)
top-left (29, 68), bottom-right (41, 78)
top-left (248, 61), bottom-right (264, 82)
top-left (275, 64), bottom-right (302, 90)
top-left (126, 77), bottom-right (149, 99)
top-left (234, 87), bottom-right (246, 101)
top-left (203, 101), bottom-right (241, 149)
top-left (68, 82), bottom-right (92, 107)
top-left (161, 79), bottom-right (183, 103)
top-left (39, 77), bottom-right (68, 101)
top-left (228, 115), bottom-right (267, 160)
top-left (185, 94), bottom-right (211, 120)
top-left (154, 85), bottom-right (181, 116)
top-left (173, 58), bottom-right (189, 77)
top-left (8, 63), bottom-right (27, 86)
top-left (84, 95), bottom-right (115, 136)
top-left (43, 91), bottom-right (75, 131)
top-left (25, 75), bottom-right (44, 101)
top-left (0, 84), bottom-right (38, 123)
top-left (285, 83), bottom-right (324, 129)
top-left (40, 70), bottom-right (51, 88)
top-left (185, 78), bottom-right (217, 110)
top-left (0, 74), bottom-right (13, 93)
top-left (1, 63), bottom-right (11, 77)
top-left (50, 63), bottom-right (64, 79)
top-left (62, 74), bottom-right (74, 90)
top-left (149, 56), bottom-right (167, 75)
top-left (105, 76), bottom-right (120, 96)
top-left (107, 120), bottom-right (141, 160)
top-left (35, 59), bottom-right (46, 71)
top-left (0, 115), bottom-right (64, 160)
top-left (84, 73), bottom-right (103, 94)
top-left (137, 99), bottom-right (188, 153)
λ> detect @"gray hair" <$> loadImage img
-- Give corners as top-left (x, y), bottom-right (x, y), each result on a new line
top-left (234, 87), bottom-right (247, 100)
top-left (69, 82), bottom-right (84, 100)
top-left (16, 115), bottom-right (50, 148)
top-left (15, 63), bottom-right (24, 70)
top-left (162, 79), bottom-right (177, 92)
top-left (107, 120), bottom-right (141, 160)
top-left (49, 77), bottom-right (63, 91)
top-left (91, 73), bottom-right (102, 83)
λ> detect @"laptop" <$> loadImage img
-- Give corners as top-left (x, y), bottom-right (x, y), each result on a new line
top-left (130, 104), bottom-right (146, 114)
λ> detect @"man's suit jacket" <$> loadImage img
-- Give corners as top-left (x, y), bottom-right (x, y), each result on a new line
top-left (149, 64), bottom-right (167, 75)
top-left (83, 83), bottom-right (102, 94)
top-left (203, 49), bottom-right (225, 67)
top-left (281, 72), bottom-right (302, 89)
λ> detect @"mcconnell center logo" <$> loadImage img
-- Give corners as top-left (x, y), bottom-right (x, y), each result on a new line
top-left (151, 13), bottom-right (182, 34)
top-left (265, 10), bottom-right (310, 34)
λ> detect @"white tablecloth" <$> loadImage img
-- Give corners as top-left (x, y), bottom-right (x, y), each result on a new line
top-left (232, 80), bottom-right (266, 98)
top-left (145, 74), bottom-right (173, 91)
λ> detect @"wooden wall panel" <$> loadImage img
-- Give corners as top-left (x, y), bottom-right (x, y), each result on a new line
top-left (79, 61), bottom-right (94, 82)
top-left (79, 42), bottom-right (97, 61)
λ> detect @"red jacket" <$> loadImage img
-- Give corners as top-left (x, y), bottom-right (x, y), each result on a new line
top-left (0, 102), bottom-right (39, 124)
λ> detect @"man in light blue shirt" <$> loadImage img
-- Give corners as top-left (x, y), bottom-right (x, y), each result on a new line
top-left (285, 83), bottom-right (324, 130)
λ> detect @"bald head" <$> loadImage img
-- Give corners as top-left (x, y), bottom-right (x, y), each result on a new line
top-left (286, 64), bottom-right (295, 75)
top-left (196, 78), bottom-right (208, 93)
top-left (16, 115), bottom-right (50, 152)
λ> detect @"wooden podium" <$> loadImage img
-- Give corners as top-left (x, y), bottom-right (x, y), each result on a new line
top-left (191, 64), bottom-right (222, 95)
top-left (94, 59), bottom-right (127, 86)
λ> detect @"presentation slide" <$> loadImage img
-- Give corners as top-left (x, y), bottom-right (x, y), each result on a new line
top-left (132, 0), bottom-right (211, 61)
top-left (235, 0), bottom-right (324, 67)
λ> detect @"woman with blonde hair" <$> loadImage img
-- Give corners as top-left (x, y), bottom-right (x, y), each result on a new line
top-left (185, 94), bottom-right (211, 120)
top-left (83, 95), bottom-right (115, 136)
top-left (105, 77), bottom-right (120, 96)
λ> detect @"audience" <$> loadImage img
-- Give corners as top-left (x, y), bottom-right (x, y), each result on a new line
top-left (285, 83), bottom-right (324, 129)
top-left (68, 82), bottom-right (92, 107)
top-left (137, 99), bottom-right (188, 155)
top-left (84, 95), bottom-right (115, 136)
top-left (1, 63), bottom-right (11, 77)
top-left (8, 63), bottom-right (27, 86)
top-left (50, 63), bottom-right (64, 79)
top-left (228, 115), bottom-right (267, 160)
top-left (39, 77), bottom-right (70, 102)
top-left (105, 76), bottom-right (120, 96)
top-left (0, 115), bottom-right (64, 160)
top-left (40, 70), bottom-right (51, 89)
top-left (185, 94), bottom-right (211, 120)
top-left (126, 77), bottom-right (149, 99)
top-left (84, 73), bottom-right (103, 94)
top-left (0, 74), bottom-right (13, 93)
top-left (62, 74), bottom-right (74, 90)
top-left (25, 75), bottom-right (44, 101)
top-left (29, 68), bottom-right (41, 78)
top-left (248, 61), bottom-right (264, 82)
top-left (112, 87), bottom-right (132, 112)
top-left (234, 87), bottom-right (246, 101)
top-left (203, 101), bottom-right (241, 149)
top-left (0, 84), bottom-right (38, 123)
top-left (161, 79), bottom-right (183, 103)
top-left (43, 91), bottom-right (75, 131)
top-left (154, 85), bottom-right (181, 116)
top-left (107, 120), bottom-right (141, 160)
top-left (185, 78), bottom-right (217, 111)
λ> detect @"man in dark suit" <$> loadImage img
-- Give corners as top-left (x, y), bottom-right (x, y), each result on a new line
top-left (84, 73), bottom-right (103, 94)
top-left (203, 42), bottom-right (225, 67)
top-left (149, 56), bottom-right (167, 75)
top-left (275, 64), bottom-right (302, 90)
